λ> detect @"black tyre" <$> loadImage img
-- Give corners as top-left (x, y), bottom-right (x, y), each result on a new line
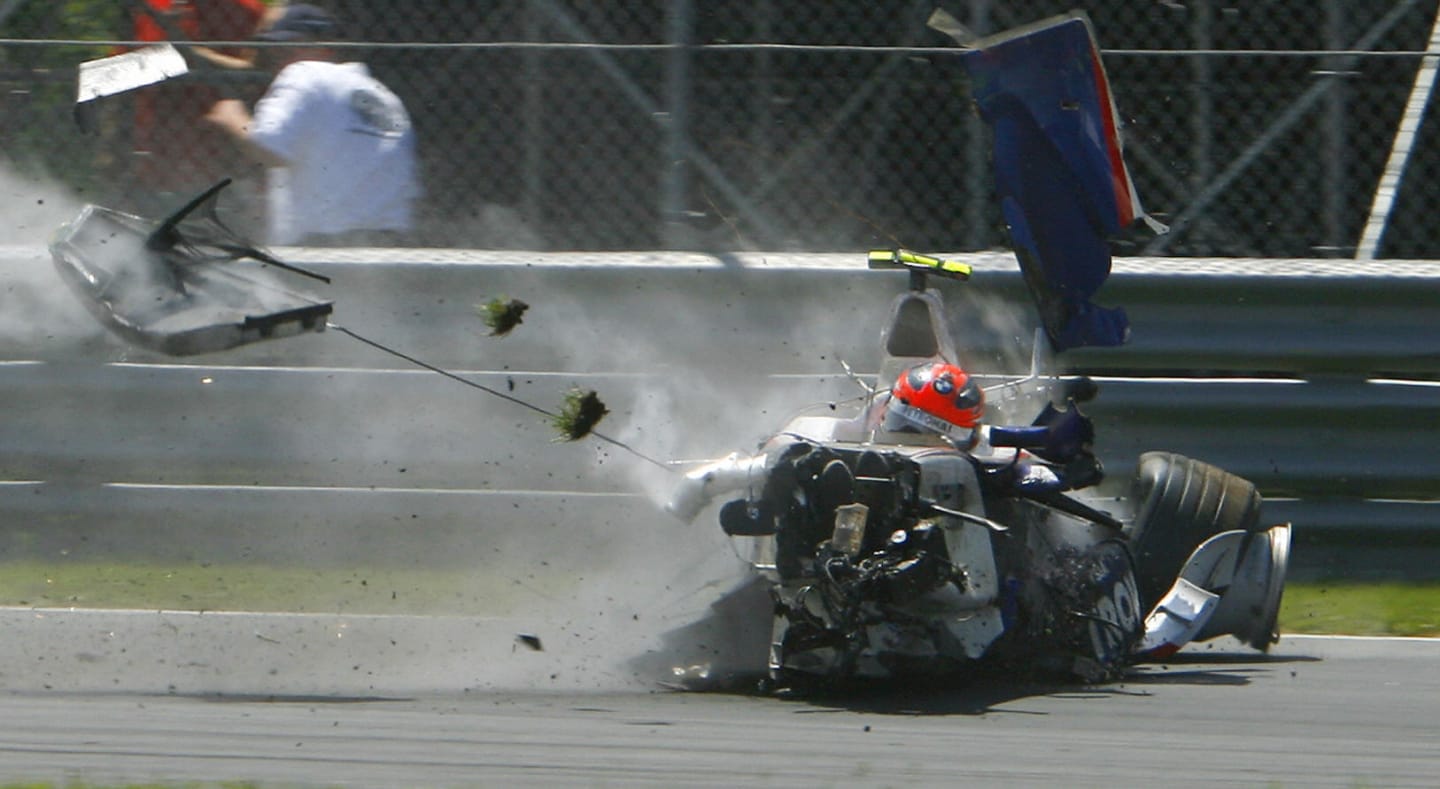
top-left (1126, 452), bottom-right (1263, 610)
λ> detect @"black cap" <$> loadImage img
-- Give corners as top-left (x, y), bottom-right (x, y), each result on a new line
top-left (255, 4), bottom-right (342, 42)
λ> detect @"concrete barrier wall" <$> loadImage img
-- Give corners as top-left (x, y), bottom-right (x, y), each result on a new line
top-left (3, 249), bottom-right (1438, 580)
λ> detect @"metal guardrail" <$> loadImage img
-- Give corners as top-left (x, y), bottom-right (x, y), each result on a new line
top-left (1, 251), bottom-right (1437, 580)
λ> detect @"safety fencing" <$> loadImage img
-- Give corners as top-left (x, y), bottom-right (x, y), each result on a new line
top-left (6, 1), bottom-right (1440, 257)
top-left (0, 250), bottom-right (1436, 581)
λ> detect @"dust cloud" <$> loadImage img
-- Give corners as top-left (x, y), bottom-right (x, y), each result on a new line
top-left (455, 275), bottom-right (1041, 692)
top-left (0, 164), bottom-right (100, 346)
top-left (0, 162), bottom-right (1045, 694)
top-left (0, 164), bottom-right (84, 244)
top-left (233, 267), bottom-right (1042, 693)
top-left (433, 292), bottom-right (874, 691)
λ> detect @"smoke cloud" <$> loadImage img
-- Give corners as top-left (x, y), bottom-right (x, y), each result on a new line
top-left (0, 162), bottom-right (1049, 692)
top-left (0, 164), bottom-right (104, 347)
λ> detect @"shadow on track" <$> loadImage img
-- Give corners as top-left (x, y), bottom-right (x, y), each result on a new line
top-left (630, 584), bottom-right (1329, 715)
top-left (755, 655), bottom-right (1312, 716)
top-left (629, 576), bottom-right (1322, 716)
top-left (1118, 648), bottom-right (1320, 689)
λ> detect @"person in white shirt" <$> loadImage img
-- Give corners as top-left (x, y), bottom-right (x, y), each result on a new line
top-left (205, 4), bottom-right (419, 246)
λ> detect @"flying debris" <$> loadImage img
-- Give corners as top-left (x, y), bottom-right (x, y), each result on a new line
top-left (49, 179), bottom-right (332, 355)
top-left (48, 181), bottom-right (666, 467)
top-left (478, 296), bottom-right (529, 336)
top-left (552, 389), bottom-right (609, 442)
top-left (75, 43), bottom-right (190, 104)
top-left (953, 11), bottom-right (1166, 351)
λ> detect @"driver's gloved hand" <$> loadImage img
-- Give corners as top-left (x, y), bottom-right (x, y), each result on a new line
top-left (1060, 452), bottom-right (1105, 490)
top-left (1029, 400), bottom-right (1094, 464)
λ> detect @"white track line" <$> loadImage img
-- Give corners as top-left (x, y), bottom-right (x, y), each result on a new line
top-left (1281, 633), bottom-right (1440, 644)
top-left (101, 482), bottom-right (645, 497)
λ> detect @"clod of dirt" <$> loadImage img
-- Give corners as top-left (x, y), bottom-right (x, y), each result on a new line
top-left (552, 389), bottom-right (608, 442)
top-left (478, 297), bottom-right (529, 336)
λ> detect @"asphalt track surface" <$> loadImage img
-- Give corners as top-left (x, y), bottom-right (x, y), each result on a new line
top-left (3, 247), bottom-right (1440, 786)
top-left (0, 619), bottom-right (1437, 788)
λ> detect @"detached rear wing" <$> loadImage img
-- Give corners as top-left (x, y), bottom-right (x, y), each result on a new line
top-left (958, 12), bottom-right (1163, 351)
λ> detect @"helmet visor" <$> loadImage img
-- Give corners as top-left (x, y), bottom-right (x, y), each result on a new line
top-left (952, 377), bottom-right (983, 411)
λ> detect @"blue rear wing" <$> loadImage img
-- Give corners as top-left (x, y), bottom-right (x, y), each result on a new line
top-left (959, 12), bottom-right (1162, 352)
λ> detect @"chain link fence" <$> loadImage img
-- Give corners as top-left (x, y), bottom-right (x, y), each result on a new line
top-left (4, 1), bottom-right (1440, 257)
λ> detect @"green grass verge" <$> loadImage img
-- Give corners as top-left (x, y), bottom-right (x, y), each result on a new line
top-left (1279, 581), bottom-right (1440, 637)
top-left (0, 562), bottom-right (1435, 637)
top-left (0, 561), bottom-right (575, 616)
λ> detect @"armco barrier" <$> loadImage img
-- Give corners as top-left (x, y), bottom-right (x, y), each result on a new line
top-left (1, 249), bottom-right (1437, 581)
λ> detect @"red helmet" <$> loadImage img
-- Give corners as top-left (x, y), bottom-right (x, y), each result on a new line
top-left (883, 361), bottom-right (985, 439)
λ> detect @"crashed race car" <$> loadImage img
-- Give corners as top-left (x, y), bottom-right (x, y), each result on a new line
top-left (666, 13), bottom-right (1290, 687)
top-left (667, 258), bottom-right (1291, 686)
top-left (42, 11), bottom-right (1290, 691)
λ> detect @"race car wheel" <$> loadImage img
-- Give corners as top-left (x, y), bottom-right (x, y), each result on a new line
top-left (1126, 451), bottom-right (1262, 610)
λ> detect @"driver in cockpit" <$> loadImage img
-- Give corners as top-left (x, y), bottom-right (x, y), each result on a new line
top-left (873, 359), bottom-right (1101, 489)
top-left (667, 358), bottom-right (1102, 523)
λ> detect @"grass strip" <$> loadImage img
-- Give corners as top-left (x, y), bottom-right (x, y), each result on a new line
top-left (1279, 581), bottom-right (1440, 637)
top-left (0, 561), bottom-right (574, 616)
top-left (0, 561), bottom-right (1435, 637)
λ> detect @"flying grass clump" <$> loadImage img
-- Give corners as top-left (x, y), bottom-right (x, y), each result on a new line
top-left (552, 388), bottom-right (609, 441)
top-left (478, 296), bottom-right (529, 336)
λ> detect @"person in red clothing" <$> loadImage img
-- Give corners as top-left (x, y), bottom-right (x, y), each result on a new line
top-left (126, 0), bottom-right (272, 203)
